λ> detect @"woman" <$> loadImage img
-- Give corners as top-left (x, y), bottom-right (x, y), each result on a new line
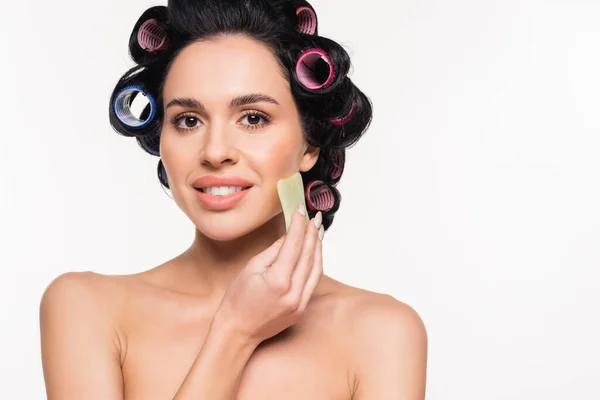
top-left (39, 0), bottom-right (428, 398)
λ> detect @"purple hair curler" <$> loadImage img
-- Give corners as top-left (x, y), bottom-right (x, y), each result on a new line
top-left (329, 97), bottom-right (356, 126)
top-left (305, 180), bottom-right (335, 211)
top-left (295, 48), bottom-right (336, 90)
top-left (329, 148), bottom-right (345, 180)
top-left (296, 6), bottom-right (317, 35)
top-left (137, 19), bottom-right (168, 53)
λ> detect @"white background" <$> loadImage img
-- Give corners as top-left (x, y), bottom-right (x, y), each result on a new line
top-left (1, 0), bottom-right (599, 398)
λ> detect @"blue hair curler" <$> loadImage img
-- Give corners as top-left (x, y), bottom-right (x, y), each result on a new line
top-left (113, 85), bottom-right (156, 129)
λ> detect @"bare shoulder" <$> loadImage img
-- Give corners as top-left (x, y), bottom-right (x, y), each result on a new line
top-left (39, 271), bottom-right (142, 359)
top-left (39, 270), bottom-right (154, 333)
top-left (326, 282), bottom-right (428, 399)
top-left (40, 270), bottom-right (130, 314)
top-left (39, 271), bottom-right (132, 353)
top-left (326, 281), bottom-right (427, 335)
top-left (347, 286), bottom-right (426, 336)
top-left (39, 271), bottom-right (133, 399)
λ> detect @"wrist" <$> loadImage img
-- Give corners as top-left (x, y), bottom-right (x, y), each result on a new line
top-left (210, 312), bottom-right (260, 350)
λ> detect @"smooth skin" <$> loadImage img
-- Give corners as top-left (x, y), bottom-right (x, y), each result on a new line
top-left (40, 34), bottom-right (427, 399)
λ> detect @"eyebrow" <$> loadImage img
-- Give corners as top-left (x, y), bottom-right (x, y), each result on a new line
top-left (165, 93), bottom-right (280, 111)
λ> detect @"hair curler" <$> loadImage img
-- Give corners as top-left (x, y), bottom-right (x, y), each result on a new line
top-left (305, 180), bottom-right (335, 211)
top-left (158, 159), bottom-right (169, 188)
top-left (329, 148), bottom-right (345, 180)
top-left (113, 85), bottom-right (156, 129)
top-left (329, 97), bottom-right (356, 126)
top-left (295, 48), bottom-right (335, 90)
top-left (137, 133), bottom-right (160, 156)
top-left (296, 6), bottom-right (317, 35)
top-left (137, 19), bottom-right (168, 53)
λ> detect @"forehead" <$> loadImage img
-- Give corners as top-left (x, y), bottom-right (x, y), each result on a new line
top-left (162, 35), bottom-right (289, 99)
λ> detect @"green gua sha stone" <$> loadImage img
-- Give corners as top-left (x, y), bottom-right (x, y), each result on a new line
top-left (277, 172), bottom-right (310, 232)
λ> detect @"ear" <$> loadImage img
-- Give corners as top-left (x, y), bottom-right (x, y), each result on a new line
top-left (300, 143), bottom-right (320, 172)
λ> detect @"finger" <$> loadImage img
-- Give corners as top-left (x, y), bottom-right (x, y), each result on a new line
top-left (249, 235), bottom-right (285, 273)
top-left (266, 206), bottom-right (308, 284)
top-left (298, 234), bottom-right (323, 311)
top-left (289, 212), bottom-right (321, 297)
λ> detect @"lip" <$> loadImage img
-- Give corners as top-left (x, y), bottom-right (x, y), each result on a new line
top-left (195, 187), bottom-right (252, 210)
top-left (192, 175), bottom-right (254, 189)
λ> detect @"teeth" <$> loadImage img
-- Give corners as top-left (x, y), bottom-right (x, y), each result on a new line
top-left (201, 186), bottom-right (246, 196)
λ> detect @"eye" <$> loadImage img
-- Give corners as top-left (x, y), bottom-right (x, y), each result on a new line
top-left (240, 111), bottom-right (272, 129)
top-left (243, 114), bottom-right (262, 125)
top-left (170, 113), bottom-right (201, 132)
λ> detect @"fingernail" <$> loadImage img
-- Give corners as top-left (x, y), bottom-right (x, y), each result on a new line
top-left (313, 211), bottom-right (322, 229)
top-left (318, 225), bottom-right (324, 240)
top-left (298, 203), bottom-right (306, 216)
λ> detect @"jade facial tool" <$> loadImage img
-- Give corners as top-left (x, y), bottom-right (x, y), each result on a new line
top-left (277, 172), bottom-right (310, 232)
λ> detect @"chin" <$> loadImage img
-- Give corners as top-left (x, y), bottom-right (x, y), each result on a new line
top-left (192, 208), bottom-right (285, 242)
top-left (192, 213), bottom-right (254, 241)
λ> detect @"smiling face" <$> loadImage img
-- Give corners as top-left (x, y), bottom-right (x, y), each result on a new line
top-left (160, 34), bottom-right (320, 240)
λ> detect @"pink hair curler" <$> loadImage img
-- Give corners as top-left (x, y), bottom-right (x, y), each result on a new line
top-left (137, 19), bottom-right (168, 53)
top-left (329, 97), bottom-right (356, 125)
top-left (295, 49), bottom-right (336, 90)
top-left (329, 148), bottom-right (345, 180)
top-left (296, 6), bottom-right (317, 35)
top-left (305, 180), bottom-right (335, 211)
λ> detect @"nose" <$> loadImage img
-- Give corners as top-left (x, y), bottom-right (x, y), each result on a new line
top-left (200, 121), bottom-right (239, 168)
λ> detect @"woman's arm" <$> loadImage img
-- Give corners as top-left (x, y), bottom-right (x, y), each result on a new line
top-left (350, 294), bottom-right (428, 400)
top-left (172, 314), bottom-right (259, 399)
top-left (40, 272), bottom-right (260, 400)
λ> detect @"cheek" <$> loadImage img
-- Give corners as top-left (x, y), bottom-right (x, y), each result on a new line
top-left (245, 127), bottom-right (304, 169)
top-left (250, 140), bottom-right (301, 176)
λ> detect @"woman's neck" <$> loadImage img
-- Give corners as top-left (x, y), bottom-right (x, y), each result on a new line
top-left (166, 213), bottom-right (287, 302)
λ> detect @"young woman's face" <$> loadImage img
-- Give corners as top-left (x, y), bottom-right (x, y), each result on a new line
top-left (160, 35), bottom-right (319, 240)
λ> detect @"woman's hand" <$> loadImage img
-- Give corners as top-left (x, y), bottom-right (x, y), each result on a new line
top-left (214, 206), bottom-right (324, 345)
